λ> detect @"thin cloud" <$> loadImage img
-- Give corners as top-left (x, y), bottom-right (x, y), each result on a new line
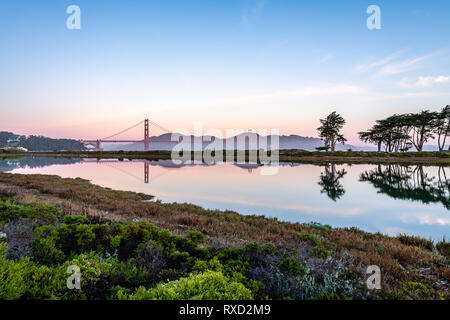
top-left (153, 84), bottom-right (368, 109)
top-left (355, 50), bottom-right (442, 76)
top-left (355, 50), bottom-right (404, 73)
top-left (400, 213), bottom-right (450, 226)
top-left (318, 53), bottom-right (334, 64)
top-left (201, 84), bottom-right (367, 106)
top-left (241, 0), bottom-right (267, 25)
top-left (399, 75), bottom-right (450, 88)
top-left (355, 90), bottom-right (450, 103)
top-left (379, 52), bottom-right (438, 75)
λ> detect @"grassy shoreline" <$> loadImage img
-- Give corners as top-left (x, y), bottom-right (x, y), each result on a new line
top-left (0, 172), bottom-right (448, 300)
top-left (2, 150), bottom-right (450, 164)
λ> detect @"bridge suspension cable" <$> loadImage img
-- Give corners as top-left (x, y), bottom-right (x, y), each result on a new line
top-left (101, 120), bottom-right (145, 140)
top-left (97, 119), bottom-right (173, 142)
top-left (100, 162), bottom-right (143, 183)
top-left (148, 120), bottom-right (172, 134)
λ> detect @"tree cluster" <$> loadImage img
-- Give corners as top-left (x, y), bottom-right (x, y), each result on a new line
top-left (0, 131), bottom-right (86, 151)
top-left (358, 106), bottom-right (450, 152)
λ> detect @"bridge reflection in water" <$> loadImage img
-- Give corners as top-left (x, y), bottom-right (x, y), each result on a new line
top-left (2, 157), bottom-right (450, 210)
top-left (82, 159), bottom-right (153, 183)
top-left (82, 159), bottom-right (260, 185)
top-left (1, 157), bottom-right (449, 240)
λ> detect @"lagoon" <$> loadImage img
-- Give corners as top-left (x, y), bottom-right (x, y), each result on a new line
top-left (1, 156), bottom-right (448, 241)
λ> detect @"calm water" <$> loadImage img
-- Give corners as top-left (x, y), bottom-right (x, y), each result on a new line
top-left (1, 157), bottom-right (449, 241)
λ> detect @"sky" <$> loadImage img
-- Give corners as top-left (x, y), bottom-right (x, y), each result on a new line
top-left (0, 0), bottom-right (450, 145)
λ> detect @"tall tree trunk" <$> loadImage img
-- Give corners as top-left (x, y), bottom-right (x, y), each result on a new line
top-left (442, 128), bottom-right (448, 151)
top-left (417, 139), bottom-right (423, 152)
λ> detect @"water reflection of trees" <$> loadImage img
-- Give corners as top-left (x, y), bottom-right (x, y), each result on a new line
top-left (359, 164), bottom-right (450, 210)
top-left (0, 157), bottom-right (83, 172)
top-left (318, 164), bottom-right (347, 201)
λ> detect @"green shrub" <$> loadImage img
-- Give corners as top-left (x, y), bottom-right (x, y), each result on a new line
top-left (312, 292), bottom-right (351, 300)
top-left (191, 256), bottom-right (224, 274)
top-left (32, 237), bottom-right (65, 265)
top-left (277, 258), bottom-right (307, 277)
top-left (213, 248), bottom-right (249, 277)
top-left (401, 282), bottom-right (430, 298)
top-left (0, 200), bottom-right (59, 224)
top-left (62, 215), bottom-right (90, 225)
top-left (56, 252), bottom-right (115, 299)
top-left (0, 242), bottom-right (6, 258)
top-left (74, 224), bottom-right (96, 246)
top-left (186, 230), bottom-right (205, 245)
top-left (131, 241), bottom-right (167, 279)
top-left (383, 290), bottom-right (405, 300)
top-left (295, 233), bottom-right (321, 246)
top-left (157, 269), bottom-right (188, 282)
top-left (110, 234), bottom-right (122, 248)
top-left (122, 271), bottom-right (253, 300)
top-left (0, 256), bottom-right (42, 299)
top-left (32, 225), bottom-right (65, 265)
top-left (53, 223), bottom-right (99, 253)
top-left (0, 243), bottom-right (66, 300)
top-left (310, 245), bottom-right (330, 259)
top-left (192, 259), bottom-right (209, 272)
top-left (106, 260), bottom-right (150, 289)
top-left (295, 233), bottom-right (330, 259)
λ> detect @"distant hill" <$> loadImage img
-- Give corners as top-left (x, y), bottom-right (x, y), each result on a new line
top-left (0, 132), bottom-right (86, 151)
top-left (104, 132), bottom-right (371, 151)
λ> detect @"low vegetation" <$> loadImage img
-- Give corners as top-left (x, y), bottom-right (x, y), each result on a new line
top-left (0, 172), bottom-right (448, 300)
top-left (0, 197), bottom-right (366, 300)
top-left (436, 239), bottom-right (450, 259)
top-left (0, 148), bottom-right (25, 154)
top-left (0, 131), bottom-right (85, 152)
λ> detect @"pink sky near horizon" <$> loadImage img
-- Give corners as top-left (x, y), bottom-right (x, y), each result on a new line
top-left (2, 119), bottom-right (370, 146)
top-left (2, 80), bottom-right (448, 146)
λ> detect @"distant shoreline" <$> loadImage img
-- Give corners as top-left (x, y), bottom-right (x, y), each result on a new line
top-left (2, 150), bottom-right (450, 164)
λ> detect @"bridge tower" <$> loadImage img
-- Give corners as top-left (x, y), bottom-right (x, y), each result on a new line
top-left (144, 161), bottom-right (149, 184)
top-left (144, 119), bottom-right (149, 151)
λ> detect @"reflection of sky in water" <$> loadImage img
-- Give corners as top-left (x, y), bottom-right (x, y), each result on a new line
top-left (1, 157), bottom-right (449, 241)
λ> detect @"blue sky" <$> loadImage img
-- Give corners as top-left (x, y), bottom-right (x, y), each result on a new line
top-left (0, 0), bottom-right (450, 144)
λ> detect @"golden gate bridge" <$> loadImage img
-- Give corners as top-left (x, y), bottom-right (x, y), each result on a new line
top-left (81, 119), bottom-right (176, 151)
top-left (80, 118), bottom-right (212, 184)
top-left (81, 119), bottom-right (260, 184)
top-left (81, 118), bottom-right (264, 152)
